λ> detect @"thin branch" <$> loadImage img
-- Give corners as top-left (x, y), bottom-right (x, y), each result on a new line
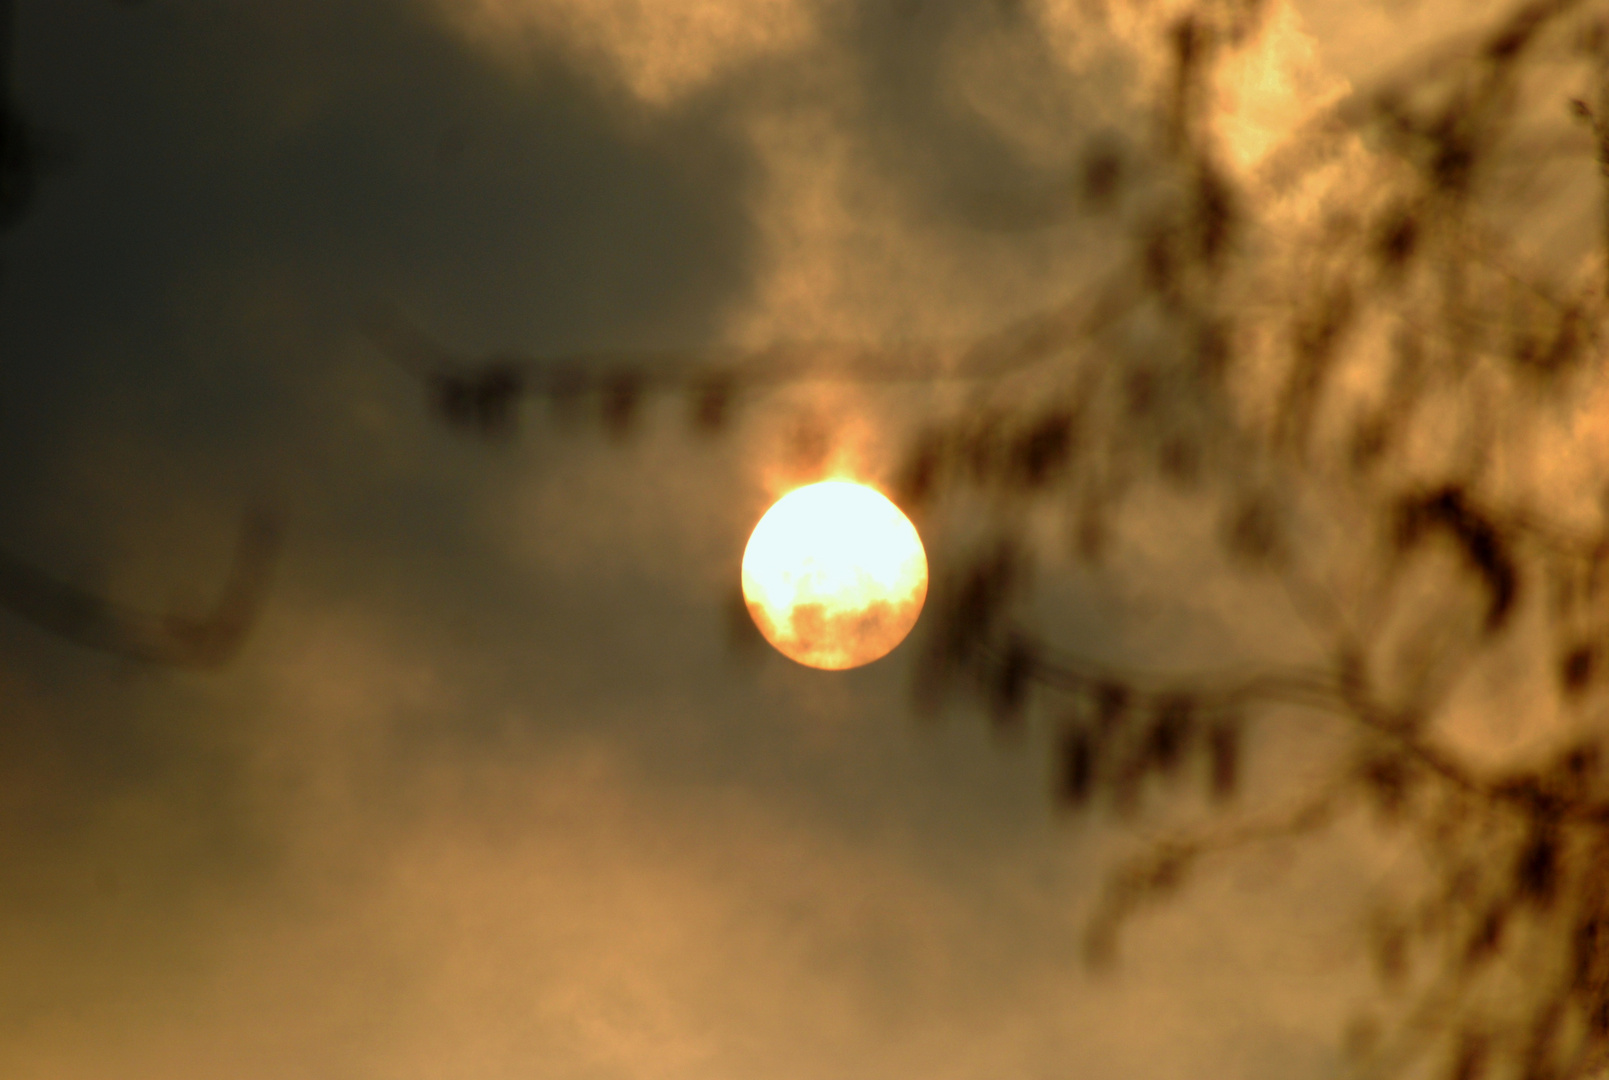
top-left (360, 270), bottom-right (1145, 438)
top-left (0, 511), bottom-right (281, 668)
top-left (993, 633), bottom-right (1609, 827)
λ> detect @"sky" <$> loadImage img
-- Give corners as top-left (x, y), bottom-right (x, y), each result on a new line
top-left (0, 1), bottom-right (1573, 1077)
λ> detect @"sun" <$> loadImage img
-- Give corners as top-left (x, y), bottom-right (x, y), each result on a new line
top-left (741, 480), bottom-right (929, 671)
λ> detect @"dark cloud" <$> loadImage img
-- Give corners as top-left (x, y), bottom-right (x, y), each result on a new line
top-left (0, 0), bottom-right (1461, 1076)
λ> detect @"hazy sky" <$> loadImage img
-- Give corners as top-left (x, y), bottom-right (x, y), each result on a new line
top-left (0, 1), bottom-right (1543, 1077)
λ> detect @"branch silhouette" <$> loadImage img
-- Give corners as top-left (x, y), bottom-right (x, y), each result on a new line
top-left (361, 274), bottom-right (1140, 441)
top-left (0, 511), bottom-right (280, 668)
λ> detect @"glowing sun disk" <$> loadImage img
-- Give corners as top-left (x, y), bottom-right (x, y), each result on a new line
top-left (741, 480), bottom-right (928, 670)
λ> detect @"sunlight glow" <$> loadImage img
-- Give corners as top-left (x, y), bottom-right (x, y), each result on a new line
top-left (741, 480), bottom-right (928, 671)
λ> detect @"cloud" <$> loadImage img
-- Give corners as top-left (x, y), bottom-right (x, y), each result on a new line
top-left (3, 0), bottom-right (1556, 1077)
top-left (432, 0), bottom-right (820, 106)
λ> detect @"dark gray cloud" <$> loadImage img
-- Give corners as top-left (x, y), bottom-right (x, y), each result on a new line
top-left (0, 0), bottom-right (1457, 1076)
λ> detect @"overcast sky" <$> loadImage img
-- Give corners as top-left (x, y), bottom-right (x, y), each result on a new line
top-left (0, 1), bottom-right (1558, 1077)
